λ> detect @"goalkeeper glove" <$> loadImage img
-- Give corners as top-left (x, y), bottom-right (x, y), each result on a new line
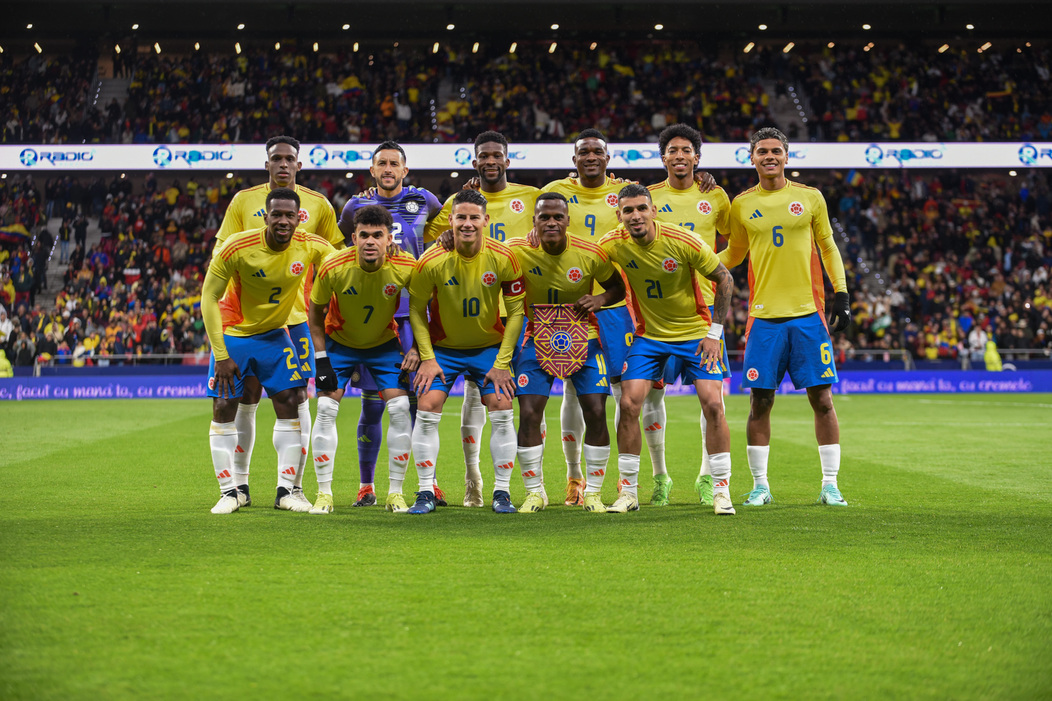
top-left (315, 355), bottom-right (338, 392)
top-left (828, 291), bottom-right (851, 333)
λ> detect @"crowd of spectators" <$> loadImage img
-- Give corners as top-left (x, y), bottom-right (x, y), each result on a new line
top-left (4, 40), bottom-right (1048, 146)
top-left (805, 169), bottom-right (1052, 363)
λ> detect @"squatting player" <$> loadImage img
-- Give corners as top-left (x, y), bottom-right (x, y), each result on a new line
top-left (599, 184), bottom-right (736, 515)
top-left (425, 131), bottom-right (540, 508)
top-left (509, 193), bottom-right (626, 512)
top-left (307, 205), bottom-right (418, 514)
top-left (647, 123), bottom-right (733, 507)
top-left (213, 135), bottom-right (343, 510)
top-left (407, 189), bottom-right (526, 515)
top-left (202, 188), bottom-right (335, 514)
top-left (339, 141), bottom-right (443, 507)
top-left (720, 127), bottom-right (851, 507)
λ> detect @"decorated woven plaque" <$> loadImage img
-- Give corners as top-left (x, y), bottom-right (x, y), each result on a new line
top-left (531, 304), bottom-right (589, 379)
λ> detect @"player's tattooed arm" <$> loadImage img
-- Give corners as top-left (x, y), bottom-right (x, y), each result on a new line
top-left (706, 262), bottom-right (733, 331)
top-left (401, 344), bottom-right (421, 372)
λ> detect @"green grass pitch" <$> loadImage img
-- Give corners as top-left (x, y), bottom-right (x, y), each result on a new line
top-left (2, 394), bottom-right (1050, 700)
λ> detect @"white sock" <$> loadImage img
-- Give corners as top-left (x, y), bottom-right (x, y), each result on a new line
top-left (294, 399), bottom-right (311, 489)
top-left (311, 396), bottom-right (339, 496)
top-left (386, 395), bottom-right (412, 494)
top-left (611, 381), bottom-right (622, 428)
top-left (617, 453), bottom-right (640, 498)
top-left (209, 420), bottom-right (238, 493)
top-left (819, 444), bottom-right (841, 487)
top-left (747, 445), bottom-right (770, 489)
top-left (411, 410), bottom-right (442, 492)
top-left (232, 401), bottom-right (258, 487)
top-left (709, 452), bottom-right (731, 496)
top-left (642, 386), bottom-right (667, 477)
top-left (461, 382), bottom-right (486, 481)
top-left (273, 418), bottom-right (302, 490)
top-left (583, 443), bottom-right (610, 494)
top-left (697, 409), bottom-right (712, 478)
top-left (560, 382), bottom-right (584, 479)
top-left (489, 409), bottom-right (517, 493)
top-left (517, 444), bottom-right (545, 493)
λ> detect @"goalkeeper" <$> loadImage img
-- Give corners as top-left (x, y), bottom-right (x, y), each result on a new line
top-left (720, 127), bottom-right (852, 508)
top-left (508, 193), bottom-right (625, 513)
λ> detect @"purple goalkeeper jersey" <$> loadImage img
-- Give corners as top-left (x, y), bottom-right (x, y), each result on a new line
top-left (339, 185), bottom-right (442, 316)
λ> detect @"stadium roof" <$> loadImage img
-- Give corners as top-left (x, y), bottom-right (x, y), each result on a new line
top-left (4, 1), bottom-right (1049, 50)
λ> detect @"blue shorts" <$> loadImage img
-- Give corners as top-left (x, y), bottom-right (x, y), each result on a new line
top-left (429, 345), bottom-right (503, 396)
top-left (287, 321), bottom-right (315, 375)
top-left (515, 338), bottom-right (610, 397)
top-left (742, 313), bottom-right (838, 390)
top-left (622, 336), bottom-right (724, 384)
top-left (328, 338), bottom-right (408, 393)
top-left (352, 317), bottom-right (413, 392)
top-left (595, 306), bottom-right (634, 380)
top-left (207, 328), bottom-right (307, 398)
top-left (663, 306), bottom-right (731, 383)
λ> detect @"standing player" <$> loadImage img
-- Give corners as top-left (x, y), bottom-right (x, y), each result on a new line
top-left (598, 184), bottom-right (736, 515)
top-left (338, 141), bottom-right (443, 508)
top-left (202, 188), bottom-right (336, 514)
top-left (214, 135), bottom-right (344, 510)
top-left (540, 129), bottom-right (633, 506)
top-left (647, 124), bottom-right (733, 506)
top-left (509, 193), bottom-right (625, 512)
top-left (720, 127), bottom-right (851, 507)
top-left (425, 131), bottom-right (540, 507)
top-left (307, 205), bottom-right (418, 514)
top-left (407, 189), bottom-right (526, 515)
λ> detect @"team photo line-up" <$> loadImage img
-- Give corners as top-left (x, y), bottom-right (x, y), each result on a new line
top-left (203, 123), bottom-right (851, 516)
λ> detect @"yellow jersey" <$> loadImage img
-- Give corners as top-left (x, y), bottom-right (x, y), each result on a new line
top-left (598, 222), bottom-right (721, 342)
top-left (425, 183), bottom-right (540, 244)
top-left (310, 248), bottom-right (416, 349)
top-left (216, 183), bottom-right (343, 327)
top-left (722, 180), bottom-right (847, 319)
top-left (408, 239), bottom-right (526, 370)
top-left (203, 228), bottom-right (335, 360)
top-left (509, 235), bottom-right (616, 341)
top-left (649, 180), bottom-right (731, 307)
top-left (542, 175), bottom-right (629, 307)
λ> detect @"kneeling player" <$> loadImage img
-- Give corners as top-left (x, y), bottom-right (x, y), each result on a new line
top-left (599, 184), bottom-right (737, 515)
top-left (307, 205), bottom-right (419, 513)
top-left (510, 193), bottom-right (625, 512)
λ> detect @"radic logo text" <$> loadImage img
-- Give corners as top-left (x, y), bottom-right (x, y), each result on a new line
top-left (19, 148), bottom-right (96, 167)
top-left (153, 146), bottom-right (233, 167)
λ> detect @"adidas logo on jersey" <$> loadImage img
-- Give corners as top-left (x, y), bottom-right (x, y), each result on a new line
top-left (749, 209), bottom-right (764, 219)
top-left (626, 260), bottom-right (639, 269)
top-left (253, 207), bottom-right (266, 218)
top-left (567, 195), bottom-right (579, 204)
top-left (821, 367), bottom-right (836, 379)
top-left (290, 371), bottom-right (302, 381)
top-left (445, 276), bottom-right (459, 286)
top-left (252, 269), bottom-right (267, 278)
top-left (529, 266), bottom-right (543, 276)
top-left (659, 204), bottom-right (673, 213)
top-left (343, 286), bottom-right (358, 295)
